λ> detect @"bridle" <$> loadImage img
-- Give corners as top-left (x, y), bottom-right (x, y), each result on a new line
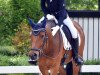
top-left (31, 28), bottom-right (48, 55)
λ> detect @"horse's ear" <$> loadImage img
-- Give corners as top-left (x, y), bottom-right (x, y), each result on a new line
top-left (27, 18), bottom-right (35, 28)
top-left (41, 18), bottom-right (46, 28)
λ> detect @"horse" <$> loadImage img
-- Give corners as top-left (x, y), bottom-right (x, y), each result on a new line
top-left (28, 18), bottom-right (85, 75)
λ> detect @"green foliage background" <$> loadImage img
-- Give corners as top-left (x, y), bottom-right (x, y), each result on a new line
top-left (0, 0), bottom-right (42, 46)
top-left (66, 0), bottom-right (98, 10)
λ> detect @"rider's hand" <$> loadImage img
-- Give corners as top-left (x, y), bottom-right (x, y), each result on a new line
top-left (46, 14), bottom-right (54, 20)
top-left (51, 25), bottom-right (60, 36)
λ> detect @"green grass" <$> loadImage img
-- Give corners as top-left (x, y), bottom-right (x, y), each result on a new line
top-left (0, 46), bottom-right (18, 56)
top-left (0, 46), bottom-right (30, 66)
top-left (84, 59), bottom-right (100, 65)
top-left (0, 54), bottom-right (30, 66)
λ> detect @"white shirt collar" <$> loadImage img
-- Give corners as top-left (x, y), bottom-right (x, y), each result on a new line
top-left (50, 0), bottom-right (52, 2)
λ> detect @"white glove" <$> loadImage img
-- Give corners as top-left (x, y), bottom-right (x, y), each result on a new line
top-left (51, 25), bottom-right (60, 36)
top-left (46, 14), bottom-right (54, 20)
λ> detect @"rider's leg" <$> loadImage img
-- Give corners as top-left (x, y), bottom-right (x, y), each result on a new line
top-left (63, 15), bottom-right (83, 65)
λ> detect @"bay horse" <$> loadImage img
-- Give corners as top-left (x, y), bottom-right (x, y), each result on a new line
top-left (28, 18), bottom-right (85, 75)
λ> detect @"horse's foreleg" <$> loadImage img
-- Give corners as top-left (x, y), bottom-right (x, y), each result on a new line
top-left (40, 70), bottom-right (48, 75)
top-left (72, 61), bottom-right (80, 75)
top-left (50, 65), bottom-right (60, 75)
top-left (59, 65), bottom-right (66, 75)
top-left (39, 67), bottom-right (48, 75)
top-left (50, 69), bottom-right (58, 75)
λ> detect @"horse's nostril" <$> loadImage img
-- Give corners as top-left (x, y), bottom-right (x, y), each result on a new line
top-left (28, 53), bottom-right (38, 65)
top-left (31, 54), bottom-right (37, 60)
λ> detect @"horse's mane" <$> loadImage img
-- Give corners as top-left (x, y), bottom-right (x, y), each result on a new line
top-left (46, 20), bottom-right (56, 28)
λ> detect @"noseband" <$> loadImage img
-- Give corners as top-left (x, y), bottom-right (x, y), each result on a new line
top-left (31, 28), bottom-right (48, 53)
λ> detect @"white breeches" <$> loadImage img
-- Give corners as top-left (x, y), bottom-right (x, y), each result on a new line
top-left (63, 16), bottom-right (78, 38)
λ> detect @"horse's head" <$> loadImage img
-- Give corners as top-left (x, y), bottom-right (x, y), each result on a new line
top-left (28, 20), bottom-right (48, 65)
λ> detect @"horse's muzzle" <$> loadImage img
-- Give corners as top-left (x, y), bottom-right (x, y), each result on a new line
top-left (28, 53), bottom-right (38, 65)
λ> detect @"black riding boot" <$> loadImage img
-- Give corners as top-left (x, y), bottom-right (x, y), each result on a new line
top-left (71, 38), bottom-right (84, 65)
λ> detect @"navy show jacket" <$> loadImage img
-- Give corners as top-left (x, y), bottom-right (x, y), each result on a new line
top-left (41, 0), bottom-right (67, 25)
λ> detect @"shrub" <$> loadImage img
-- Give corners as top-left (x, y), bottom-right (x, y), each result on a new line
top-left (12, 19), bottom-right (31, 54)
top-left (0, 46), bottom-right (30, 66)
top-left (0, 46), bottom-right (18, 56)
top-left (0, 54), bottom-right (29, 66)
top-left (0, 0), bottom-right (43, 45)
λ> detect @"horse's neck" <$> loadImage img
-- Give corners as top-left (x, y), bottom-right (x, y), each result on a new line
top-left (45, 21), bottom-right (54, 51)
top-left (44, 21), bottom-right (61, 56)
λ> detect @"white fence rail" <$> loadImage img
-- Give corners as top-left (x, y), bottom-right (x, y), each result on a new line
top-left (81, 65), bottom-right (100, 73)
top-left (0, 65), bottom-right (100, 74)
top-left (0, 66), bottom-right (41, 74)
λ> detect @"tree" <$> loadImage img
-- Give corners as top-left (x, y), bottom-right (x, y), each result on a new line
top-left (66, 0), bottom-right (98, 10)
top-left (0, 0), bottom-right (42, 45)
top-left (99, 0), bottom-right (100, 10)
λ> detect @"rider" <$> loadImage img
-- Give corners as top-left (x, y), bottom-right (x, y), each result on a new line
top-left (40, 0), bottom-right (83, 65)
